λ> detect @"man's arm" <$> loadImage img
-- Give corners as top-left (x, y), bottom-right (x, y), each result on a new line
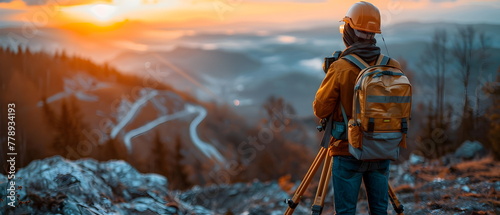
top-left (313, 64), bottom-right (340, 119)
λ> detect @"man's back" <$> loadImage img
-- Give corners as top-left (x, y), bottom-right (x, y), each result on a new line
top-left (314, 54), bottom-right (402, 156)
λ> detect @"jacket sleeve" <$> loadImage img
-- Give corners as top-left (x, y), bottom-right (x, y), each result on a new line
top-left (313, 64), bottom-right (340, 119)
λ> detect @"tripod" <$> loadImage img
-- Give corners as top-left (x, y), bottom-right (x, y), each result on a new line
top-left (284, 116), bottom-right (405, 215)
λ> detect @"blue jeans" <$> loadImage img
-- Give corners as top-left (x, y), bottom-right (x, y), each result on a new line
top-left (332, 156), bottom-right (390, 215)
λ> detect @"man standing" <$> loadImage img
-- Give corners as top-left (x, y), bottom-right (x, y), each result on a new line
top-left (313, 2), bottom-right (401, 214)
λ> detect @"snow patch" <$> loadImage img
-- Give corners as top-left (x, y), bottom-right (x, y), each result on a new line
top-left (37, 73), bottom-right (109, 107)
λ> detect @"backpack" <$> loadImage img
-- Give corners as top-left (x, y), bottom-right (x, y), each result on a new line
top-left (340, 54), bottom-right (412, 161)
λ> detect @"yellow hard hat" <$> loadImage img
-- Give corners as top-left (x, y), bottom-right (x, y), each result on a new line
top-left (342, 1), bottom-right (381, 34)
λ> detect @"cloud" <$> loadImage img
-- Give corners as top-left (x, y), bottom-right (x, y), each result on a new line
top-left (398, 0), bottom-right (457, 1)
top-left (0, 7), bottom-right (23, 18)
top-left (0, 0), bottom-right (328, 6)
top-left (0, 0), bottom-right (112, 6)
top-left (193, 0), bottom-right (327, 2)
top-left (22, 0), bottom-right (50, 5)
top-left (249, 0), bottom-right (327, 2)
top-left (0, 0), bottom-right (51, 5)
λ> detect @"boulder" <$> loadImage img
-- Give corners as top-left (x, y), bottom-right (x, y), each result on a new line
top-left (454, 140), bottom-right (485, 160)
top-left (0, 156), bottom-right (204, 215)
top-left (409, 153), bottom-right (426, 165)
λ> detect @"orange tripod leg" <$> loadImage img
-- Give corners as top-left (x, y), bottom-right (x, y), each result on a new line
top-left (388, 184), bottom-right (404, 215)
top-left (311, 153), bottom-right (333, 215)
top-left (284, 147), bottom-right (327, 215)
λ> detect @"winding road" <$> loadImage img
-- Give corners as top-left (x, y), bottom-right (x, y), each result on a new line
top-left (115, 89), bottom-right (225, 163)
top-left (185, 104), bottom-right (226, 163)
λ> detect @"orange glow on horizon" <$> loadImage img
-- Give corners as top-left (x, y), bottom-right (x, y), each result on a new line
top-left (0, 0), bottom-right (497, 34)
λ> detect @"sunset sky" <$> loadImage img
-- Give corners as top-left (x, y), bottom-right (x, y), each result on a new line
top-left (0, 0), bottom-right (499, 32)
top-left (0, 0), bottom-right (498, 59)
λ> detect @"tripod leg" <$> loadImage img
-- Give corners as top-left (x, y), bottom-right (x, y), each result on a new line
top-left (388, 184), bottom-right (404, 215)
top-left (311, 154), bottom-right (333, 215)
top-left (284, 147), bottom-right (328, 215)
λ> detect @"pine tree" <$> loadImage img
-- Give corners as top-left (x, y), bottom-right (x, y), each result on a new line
top-left (151, 131), bottom-right (169, 176)
top-left (43, 96), bottom-right (88, 157)
top-left (170, 135), bottom-right (191, 190)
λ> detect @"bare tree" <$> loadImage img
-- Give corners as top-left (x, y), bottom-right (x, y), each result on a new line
top-left (416, 30), bottom-right (452, 159)
top-left (452, 25), bottom-right (491, 141)
top-left (474, 31), bottom-right (491, 125)
top-left (423, 29), bottom-right (449, 127)
top-left (453, 26), bottom-right (474, 114)
top-left (435, 30), bottom-right (447, 125)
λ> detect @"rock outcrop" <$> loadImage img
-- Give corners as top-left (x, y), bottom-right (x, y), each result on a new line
top-left (0, 156), bottom-right (211, 214)
top-left (0, 156), bottom-right (294, 215)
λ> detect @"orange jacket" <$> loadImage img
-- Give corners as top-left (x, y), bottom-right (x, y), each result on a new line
top-left (313, 55), bottom-right (401, 156)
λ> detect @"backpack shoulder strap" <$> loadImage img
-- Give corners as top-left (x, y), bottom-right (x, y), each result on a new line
top-left (342, 54), bottom-right (370, 69)
top-left (376, 54), bottom-right (390, 66)
top-left (344, 54), bottom-right (391, 69)
top-left (340, 103), bottom-right (348, 128)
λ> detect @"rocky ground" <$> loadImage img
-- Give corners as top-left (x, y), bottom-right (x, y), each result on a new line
top-left (1, 142), bottom-right (499, 215)
top-left (0, 156), bottom-right (212, 215)
top-left (385, 155), bottom-right (500, 215)
top-left (0, 156), bottom-right (295, 215)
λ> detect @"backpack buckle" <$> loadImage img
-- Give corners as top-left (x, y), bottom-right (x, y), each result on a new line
top-left (368, 118), bottom-right (375, 132)
top-left (401, 118), bottom-right (408, 134)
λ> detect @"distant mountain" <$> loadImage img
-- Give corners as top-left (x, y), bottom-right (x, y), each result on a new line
top-left (238, 72), bottom-right (323, 118)
top-left (1, 21), bottom-right (498, 62)
top-left (107, 21), bottom-right (500, 117)
top-left (385, 22), bottom-right (500, 46)
top-left (112, 46), bottom-right (262, 78)
top-left (0, 27), bottom-right (122, 62)
top-left (110, 46), bottom-right (265, 103)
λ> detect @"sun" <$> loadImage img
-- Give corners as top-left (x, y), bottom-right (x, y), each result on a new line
top-left (89, 4), bottom-right (116, 22)
top-left (59, 0), bottom-right (185, 26)
top-left (61, 3), bottom-right (119, 24)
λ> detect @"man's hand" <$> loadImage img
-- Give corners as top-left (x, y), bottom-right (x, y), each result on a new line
top-left (317, 118), bottom-right (328, 132)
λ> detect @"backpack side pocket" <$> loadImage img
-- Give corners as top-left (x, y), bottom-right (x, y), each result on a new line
top-left (348, 119), bottom-right (362, 148)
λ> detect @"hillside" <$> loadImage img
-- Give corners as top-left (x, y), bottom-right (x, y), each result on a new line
top-left (0, 47), bottom-right (316, 190)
